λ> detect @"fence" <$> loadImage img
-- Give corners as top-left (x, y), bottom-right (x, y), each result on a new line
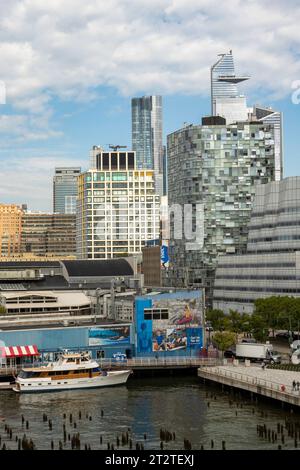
top-left (201, 366), bottom-right (300, 397)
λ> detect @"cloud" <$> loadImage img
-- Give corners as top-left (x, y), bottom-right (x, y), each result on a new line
top-left (0, 154), bottom-right (84, 211)
top-left (0, 0), bottom-right (299, 208)
top-left (0, 0), bottom-right (299, 104)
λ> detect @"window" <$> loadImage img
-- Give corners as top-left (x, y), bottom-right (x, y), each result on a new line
top-left (102, 153), bottom-right (109, 170)
top-left (144, 308), bottom-right (169, 320)
top-left (128, 153), bottom-right (135, 169)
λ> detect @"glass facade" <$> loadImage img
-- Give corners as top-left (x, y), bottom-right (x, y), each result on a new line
top-left (211, 51), bottom-right (249, 116)
top-left (53, 167), bottom-right (81, 214)
top-left (214, 177), bottom-right (300, 313)
top-left (131, 96), bottom-right (164, 195)
top-left (166, 121), bottom-right (276, 307)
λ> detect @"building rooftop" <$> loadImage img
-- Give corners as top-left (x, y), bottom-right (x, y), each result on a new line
top-left (0, 261), bottom-right (61, 269)
top-left (63, 259), bottom-right (134, 277)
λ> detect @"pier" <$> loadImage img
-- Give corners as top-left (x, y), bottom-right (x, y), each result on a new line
top-left (0, 357), bottom-right (220, 387)
top-left (198, 364), bottom-right (300, 408)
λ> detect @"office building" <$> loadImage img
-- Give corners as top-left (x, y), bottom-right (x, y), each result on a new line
top-left (77, 148), bottom-right (160, 259)
top-left (211, 50), bottom-right (250, 117)
top-left (213, 177), bottom-right (300, 313)
top-left (21, 212), bottom-right (76, 258)
top-left (253, 105), bottom-right (283, 182)
top-left (0, 204), bottom-right (23, 259)
top-left (166, 118), bottom-right (276, 307)
top-left (131, 95), bottom-right (164, 195)
top-left (53, 167), bottom-right (81, 214)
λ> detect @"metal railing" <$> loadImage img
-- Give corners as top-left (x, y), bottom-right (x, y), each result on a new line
top-left (0, 357), bottom-right (221, 376)
top-left (98, 357), bottom-right (221, 369)
top-left (201, 366), bottom-right (300, 397)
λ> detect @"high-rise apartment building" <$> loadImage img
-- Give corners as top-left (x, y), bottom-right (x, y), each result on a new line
top-left (214, 177), bottom-right (300, 313)
top-left (21, 212), bottom-right (76, 258)
top-left (53, 167), bottom-right (81, 214)
top-left (77, 148), bottom-right (160, 259)
top-left (131, 95), bottom-right (164, 195)
top-left (0, 204), bottom-right (23, 258)
top-left (166, 118), bottom-right (276, 306)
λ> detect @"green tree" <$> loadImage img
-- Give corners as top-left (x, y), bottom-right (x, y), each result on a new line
top-left (206, 309), bottom-right (231, 332)
top-left (249, 314), bottom-right (269, 342)
top-left (213, 331), bottom-right (236, 357)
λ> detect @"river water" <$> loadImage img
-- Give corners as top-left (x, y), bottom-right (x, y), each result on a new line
top-left (0, 376), bottom-right (299, 450)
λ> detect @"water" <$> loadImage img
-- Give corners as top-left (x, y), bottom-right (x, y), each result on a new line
top-left (0, 376), bottom-right (299, 450)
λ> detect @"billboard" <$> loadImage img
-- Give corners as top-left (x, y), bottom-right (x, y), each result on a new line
top-left (161, 244), bottom-right (169, 269)
top-left (88, 326), bottom-right (130, 346)
top-left (135, 291), bottom-right (204, 354)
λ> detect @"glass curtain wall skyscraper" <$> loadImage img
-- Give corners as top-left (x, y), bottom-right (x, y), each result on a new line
top-left (166, 119), bottom-right (276, 307)
top-left (211, 51), bottom-right (283, 181)
top-left (211, 50), bottom-right (249, 116)
top-left (53, 167), bottom-right (81, 214)
top-left (131, 95), bottom-right (164, 195)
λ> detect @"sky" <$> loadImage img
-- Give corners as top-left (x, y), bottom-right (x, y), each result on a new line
top-left (0, 0), bottom-right (300, 211)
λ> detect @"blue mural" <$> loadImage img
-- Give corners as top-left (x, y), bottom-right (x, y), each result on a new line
top-left (135, 290), bottom-right (204, 357)
top-left (88, 326), bottom-right (130, 346)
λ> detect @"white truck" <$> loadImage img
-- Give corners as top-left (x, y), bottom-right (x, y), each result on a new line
top-left (236, 342), bottom-right (281, 364)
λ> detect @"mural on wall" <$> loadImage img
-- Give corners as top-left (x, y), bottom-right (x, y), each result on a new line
top-left (88, 326), bottom-right (130, 346)
top-left (136, 291), bottom-right (204, 354)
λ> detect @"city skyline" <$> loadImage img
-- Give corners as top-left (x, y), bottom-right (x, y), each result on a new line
top-left (0, 1), bottom-right (300, 211)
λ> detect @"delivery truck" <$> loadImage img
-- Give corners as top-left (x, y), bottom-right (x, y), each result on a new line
top-left (235, 342), bottom-right (281, 364)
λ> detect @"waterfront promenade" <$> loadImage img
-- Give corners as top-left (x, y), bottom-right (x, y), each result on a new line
top-left (198, 364), bottom-right (300, 407)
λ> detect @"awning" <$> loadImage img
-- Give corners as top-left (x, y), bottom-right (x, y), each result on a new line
top-left (0, 345), bottom-right (39, 358)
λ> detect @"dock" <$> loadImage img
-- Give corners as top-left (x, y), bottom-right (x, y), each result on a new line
top-left (198, 364), bottom-right (300, 408)
top-left (101, 357), bottom-right (219, 370)
top-left (0, 358), bottom-right (220, 385)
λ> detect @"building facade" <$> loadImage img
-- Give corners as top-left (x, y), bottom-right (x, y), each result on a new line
top-left (0, 204), bottom-right (24, 259)
top-left (77, 150), bottom-right (160, 259)
top-left (21, 212), bottom-right (76, 258)
top-left (142, 245), bottom-right (162, 286)
top-left (53, 167), bottom-right (81, 214)
top-left (166, 119), bottom-right (276, 306)
top-left (213, 177), bottom-right (300, 313)
top-left (211, 51), bottom-right (283, 181)
top-left (132, 95), bottom-right (164, 195)
top-left (211, 50), bottom-right (249, 117)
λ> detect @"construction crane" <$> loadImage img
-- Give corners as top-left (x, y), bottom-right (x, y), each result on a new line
top-left (108, 145), bottom-right (127, 152)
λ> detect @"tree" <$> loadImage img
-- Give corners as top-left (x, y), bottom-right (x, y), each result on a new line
top-left (0, 305), bottom-right (5, 314)
top-left (249, 314), bottom-right (269, 342)
top-left (206, 309), bottom-right (230, 332)
top-left (212, 331), bottom-right (236, 357)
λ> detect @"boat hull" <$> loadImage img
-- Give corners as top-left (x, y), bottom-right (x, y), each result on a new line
top-left (13, 370), bottom-right (131, 393)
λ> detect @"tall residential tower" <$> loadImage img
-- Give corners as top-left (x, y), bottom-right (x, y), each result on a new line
top-left (131, 95), bottom-right (164, 195)
top-left (77, 148), bottom-right (160, 259)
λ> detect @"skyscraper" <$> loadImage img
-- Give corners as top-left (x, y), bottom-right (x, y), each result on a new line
top-left (77, 148), bottom-right (160, 259)
top-left (166, 118), bottom-right (276, 307)
top-left (211, 50), bottom-right (250, 116)
top-left (253, 105), bottom-right (283, 182)
top-left (131, 95), bottom-right (164, 195)
top-left (53, 167), bottom-right (81, 214)
top-left (211, 51), bottom-right (283, 181)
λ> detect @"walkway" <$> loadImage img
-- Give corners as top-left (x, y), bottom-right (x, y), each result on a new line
top-left (198, 364), bottom-right (300, 407)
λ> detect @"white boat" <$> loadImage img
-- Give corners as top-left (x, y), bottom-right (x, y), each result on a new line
top-left (13, 351), bottom-right (132, 393)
